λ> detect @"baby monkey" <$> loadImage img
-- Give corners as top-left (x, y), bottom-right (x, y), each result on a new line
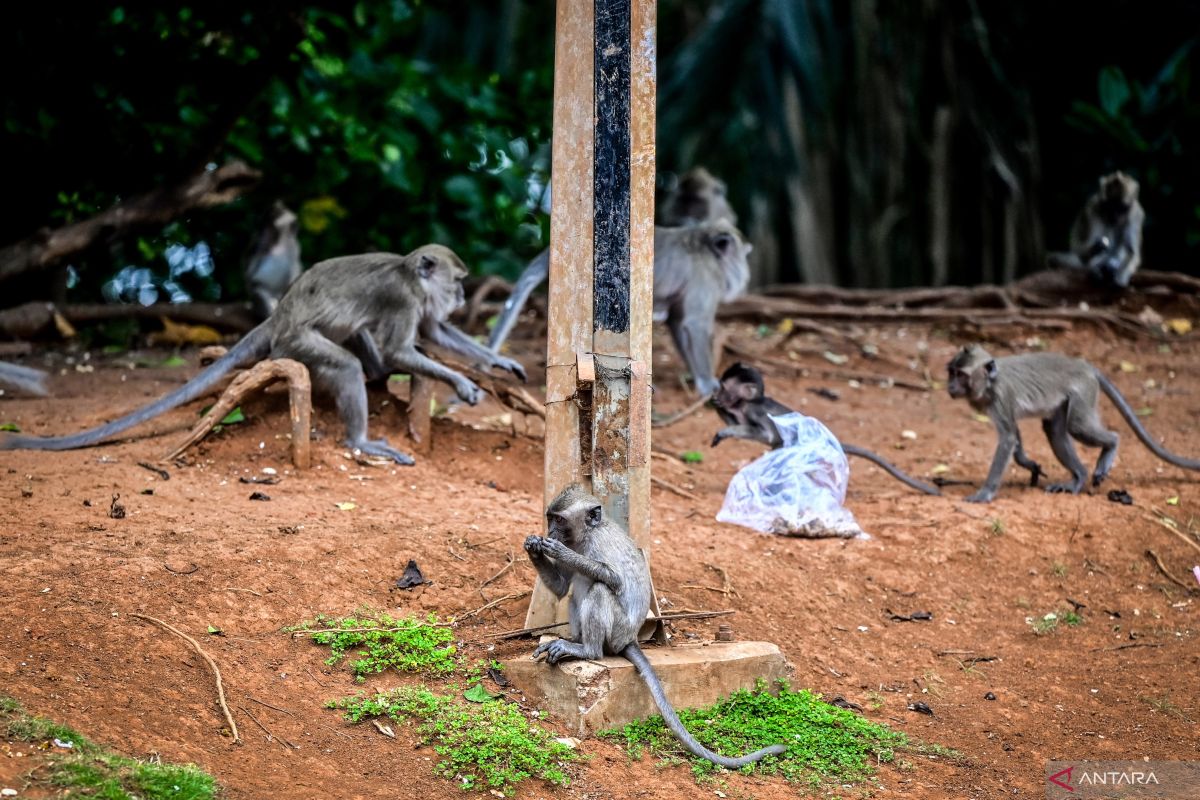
top-left (1047, 171), bottom-right (1144, 288)
top-left (525, 484), bottom-right (787, 770)
top-left (710, 363), bottom-right (940, 495)
top-left (946, 344), bottom-right (1200, 503)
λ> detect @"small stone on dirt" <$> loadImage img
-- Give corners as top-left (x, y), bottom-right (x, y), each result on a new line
top-left (1106, 489), bottom-right (1133, 505)
top-left (985, 692), bottom-right (996, 701)
top-left (907, 701), bottom-right (934, 715)
top-left (249, 492), bottom-right (271, 501)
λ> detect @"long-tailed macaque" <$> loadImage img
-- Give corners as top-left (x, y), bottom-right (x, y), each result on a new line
top-left (710, 363), bottom-right (941, 495)
top-left (245, 201), bottom-right (303, 320)
top-left (524, 484), bottom-right (787, 769)
top-left (1, 246), bottom-right (525, 464)
top-left (487, 168), bottom-right (747, 395)
top-left (488, 221), bottom-right (750, 395)
top-left (946, 344), bottom-right (1199, 503)
top-left (1047, 171), bottom-right (1144, 288)
top-left (659, 166), bottom-right (737, 227)
top-left (0, 361), bottom-right (48, 397)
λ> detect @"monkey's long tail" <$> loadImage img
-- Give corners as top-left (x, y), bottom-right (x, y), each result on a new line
top-left (486, 248), bottom-right (548, 352)
top-left (841, 444), bottom-right (942, 495)
top-left (0, 361), bottom-right (49, 397)
top-left (621, 644), bottom-right (787, 769)
top-left (1096, 371), bottom-right (1200, 470)
top-left (0, 323), bottom-right (274, 452)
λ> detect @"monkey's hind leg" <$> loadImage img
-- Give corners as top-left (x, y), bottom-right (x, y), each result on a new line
top-left (282, 331), bottom-right (414, 465)
top-left (1011, 436), bottom-right (1046, 487)
top-left (1042, 403), bottom-right (1089, 494)
top-left (1068, 406), bottom-right (1120, 487)
top-left (533, 584), bottom-right (615, 665)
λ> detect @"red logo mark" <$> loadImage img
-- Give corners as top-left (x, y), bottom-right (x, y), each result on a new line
top-left (1048, 766), bottom-right (1075, 791)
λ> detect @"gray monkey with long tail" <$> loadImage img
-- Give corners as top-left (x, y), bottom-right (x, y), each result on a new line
top-left (524, 483), bottom-right (787, 769)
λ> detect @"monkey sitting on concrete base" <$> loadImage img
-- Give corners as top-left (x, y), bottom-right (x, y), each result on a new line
top-left (710, 363), bottom-right (940, 495)
top-left (525, 484), bottom-right (787, 770)
top-left (946, 344), bottom-right (1200, 503)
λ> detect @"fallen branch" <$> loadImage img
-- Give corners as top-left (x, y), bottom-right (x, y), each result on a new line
top-left (1145, 549), bottom-right (1198, 592)
top-left (651, 394), bottom-right (710, 429)
top-left (239, 705), bottom-right (295, 750)
top-left (0, 301), bottom-right (258, 340)
top-left (481, 553), bottom-right (516, 588)
top-left (132, 613), bottom-right (239, 743)
top-left (724, 340), bottom-right (929, 391)
top-left (1144, 512), bottom-right (1200, 557)
top-left (482, 609), bottom-right (736, 641)
top-left (0, 161), bottom-right (261, 283)
top-left (464, 275), bottom-right (513, 332)
top-left (650, 475), bottom-right (699, 502)
top-left (164, 358), bottom-right (312, 469)
top-left (458, 591), bottom-right (532, 621)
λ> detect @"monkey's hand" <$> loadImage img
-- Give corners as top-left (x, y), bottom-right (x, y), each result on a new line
top-left (455, 378), bottom-right (483, 406)
top-left (964, 489), bottom-right (996, 504)
top-left (492, 355), bottom-right (527, 383)
top-left (524, 535), bottom-right (550, 559)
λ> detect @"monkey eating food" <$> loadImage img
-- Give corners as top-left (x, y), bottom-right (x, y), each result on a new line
top-left (1046, 171), bottom-right (1144, 289)
top-left (525, 483), bottom-right (787, 769)
top-left (245, 201), bottom-right (303, 320)
top-left (946, 344), bottom-right (1199, 503)
top-left (2, 245), bottom-right (525, 464)
top-left (710, 363), bottom-right (940, 495)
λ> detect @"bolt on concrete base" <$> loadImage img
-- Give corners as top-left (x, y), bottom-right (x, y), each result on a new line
top-left (502, 641), bottom-right (790, 737)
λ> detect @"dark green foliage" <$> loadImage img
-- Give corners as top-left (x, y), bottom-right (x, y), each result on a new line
top-left (600, 682), bottom-right (907, 787)
top-left (328, 687), bottom-right (579, 795)
top-left (289, 610), bottom-right (457, 679)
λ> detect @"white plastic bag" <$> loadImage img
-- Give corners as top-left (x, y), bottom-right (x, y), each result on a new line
top-left (716, 412), bottom-right (867, 539)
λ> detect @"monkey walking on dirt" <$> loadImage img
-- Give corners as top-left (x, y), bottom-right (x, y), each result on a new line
top-left (524, 483), bottom-right (788, 769)
top-left (1, 245), bottom-right (526, 465)
top-left (946, 344), bottom-right (1200, 503)
top-left (710, 363), bottom-right (940, 495)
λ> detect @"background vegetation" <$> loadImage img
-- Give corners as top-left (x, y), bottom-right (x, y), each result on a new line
top-left (2, 0), bottom-right (1196, 305)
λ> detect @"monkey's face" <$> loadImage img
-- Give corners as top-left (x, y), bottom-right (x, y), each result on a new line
top-left (412, 245), bottom-right (469, 320)
top-left (1098, 172), bottom-right (1138, 215)
top-left (946, 346), bottom-right (993, 401)
top-left (712, 363), bottom-right (763, 416)
top-left (546, 503), bottom-right (602, 546)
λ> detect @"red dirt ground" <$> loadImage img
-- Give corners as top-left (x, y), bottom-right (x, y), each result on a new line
top-left (1, 321), bottom-right (1197, 799)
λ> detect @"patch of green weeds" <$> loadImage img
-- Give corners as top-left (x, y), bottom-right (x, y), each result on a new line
top-left (988, 517), bottom-right (1006, 536)
top-left (1052, 562), bottom-right (1068, 578)
top-left (2, 695), bottom-right (216, 800)
top-left (289, 610), bottom-right (457, 680)
top-left (328, 687), bottom-right (579, 795)
top-left (1029, 606), bottom-right (1084, 635)
top-left (599, 681), bottom-right (908, 788)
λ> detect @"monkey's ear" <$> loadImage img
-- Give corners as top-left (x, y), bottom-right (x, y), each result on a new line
top-left (417, 254), bottom-right (438, 278)
top-left (585, 505), bottom-right (602, 528)
top-left (968, 359), bottom-right (997, 398)
top-left (743, 242), bottom-right (753, 255)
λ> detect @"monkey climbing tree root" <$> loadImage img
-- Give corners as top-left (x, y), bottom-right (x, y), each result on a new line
top-left (165, 358), bottom-right (312, 469)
